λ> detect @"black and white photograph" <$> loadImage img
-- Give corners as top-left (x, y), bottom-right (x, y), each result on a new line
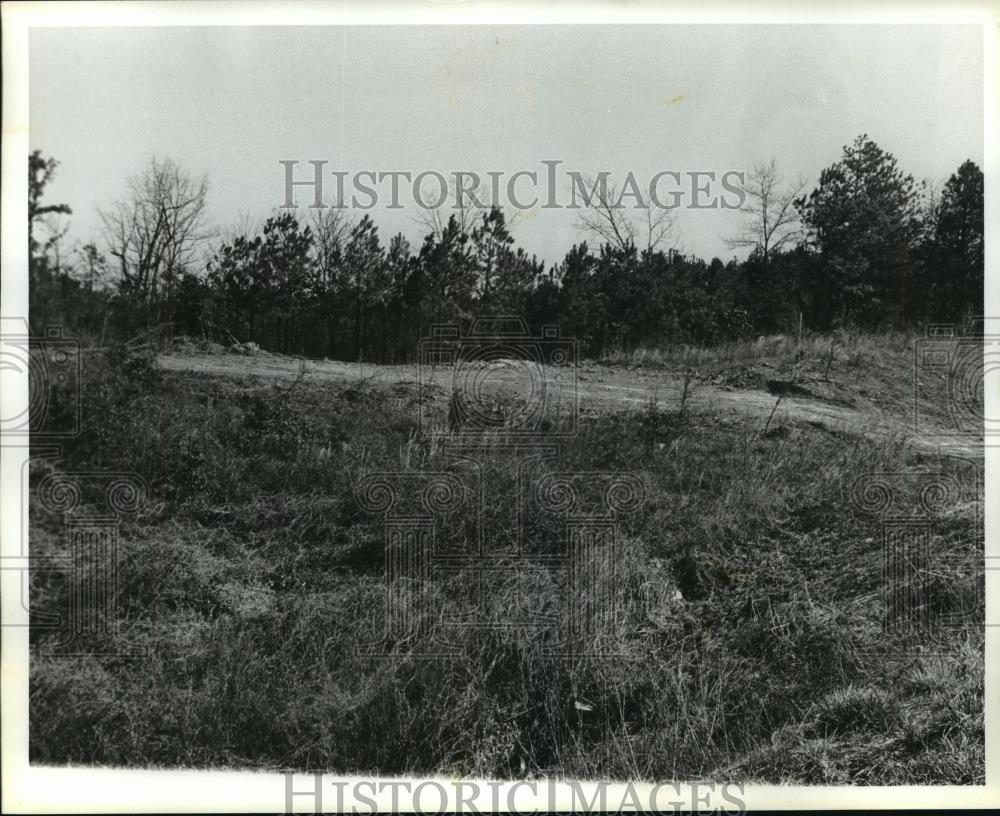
top-left (1, 1), bottom-right (996, 812)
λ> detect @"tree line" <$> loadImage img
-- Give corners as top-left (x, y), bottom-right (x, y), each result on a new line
top-left (29, 134), bottom-right (984, 359)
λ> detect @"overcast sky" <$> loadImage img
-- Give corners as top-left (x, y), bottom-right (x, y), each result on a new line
top-left (30, 25), bottom-right (983, 266)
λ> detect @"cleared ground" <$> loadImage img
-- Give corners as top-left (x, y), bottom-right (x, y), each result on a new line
top-left (158, 345), bottom-right (980, 458)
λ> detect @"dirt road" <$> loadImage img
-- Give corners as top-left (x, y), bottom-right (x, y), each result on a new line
top-left (158, 351), bottom-right (982, 459)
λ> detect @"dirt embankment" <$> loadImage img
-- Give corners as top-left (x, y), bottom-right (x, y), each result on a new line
top-left (157, 351), bottom-right (982, 459)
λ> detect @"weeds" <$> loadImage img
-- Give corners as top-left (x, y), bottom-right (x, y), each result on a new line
top-left (762, 394), bottom-right (784, 437)
top-left (28, 341), bottom-right (983, 782)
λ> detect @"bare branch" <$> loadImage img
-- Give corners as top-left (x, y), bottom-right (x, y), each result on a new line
top-left (724, 159), bottom-right (806, 266)
top-left (412, 175), bottom-right (488, 239)
top-left (100, 157), bottom-right (209, 309)
top-left (575, 176), bottom-right (676, 254)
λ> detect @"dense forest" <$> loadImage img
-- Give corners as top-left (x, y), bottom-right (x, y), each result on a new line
top-left (29, 134), bottom-right (984, 359)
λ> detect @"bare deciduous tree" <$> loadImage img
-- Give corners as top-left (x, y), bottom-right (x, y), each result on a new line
top-left (576, 176), bottom-right (676, 255)
top-left (310, 206), bottom-right (351, 289)
top-left (100, 157), bottom-right (209, 315)
top-left (725, 159), bottom-right (806, 271)
top-left (413, 174), bottom-right (490, 240)
top-left (217, 210), bottom-right (261, 249)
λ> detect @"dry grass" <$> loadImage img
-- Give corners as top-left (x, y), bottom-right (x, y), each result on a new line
top-left (28, 340), bottom-right (983, 782)
top-left (599, 329), bottom-right (976, 437)
top-left (601, 330), bottom-right (915, 370)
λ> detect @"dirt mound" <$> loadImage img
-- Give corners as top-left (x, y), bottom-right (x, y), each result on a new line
top-left (157, 350), bottom-right (980, 460)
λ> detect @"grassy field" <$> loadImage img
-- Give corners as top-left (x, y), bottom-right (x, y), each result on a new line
top-left (29, 336), bottom-right (984, 782)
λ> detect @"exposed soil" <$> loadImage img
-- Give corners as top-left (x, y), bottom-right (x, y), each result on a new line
top-left (157, 351), bottom-right (982, 459)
